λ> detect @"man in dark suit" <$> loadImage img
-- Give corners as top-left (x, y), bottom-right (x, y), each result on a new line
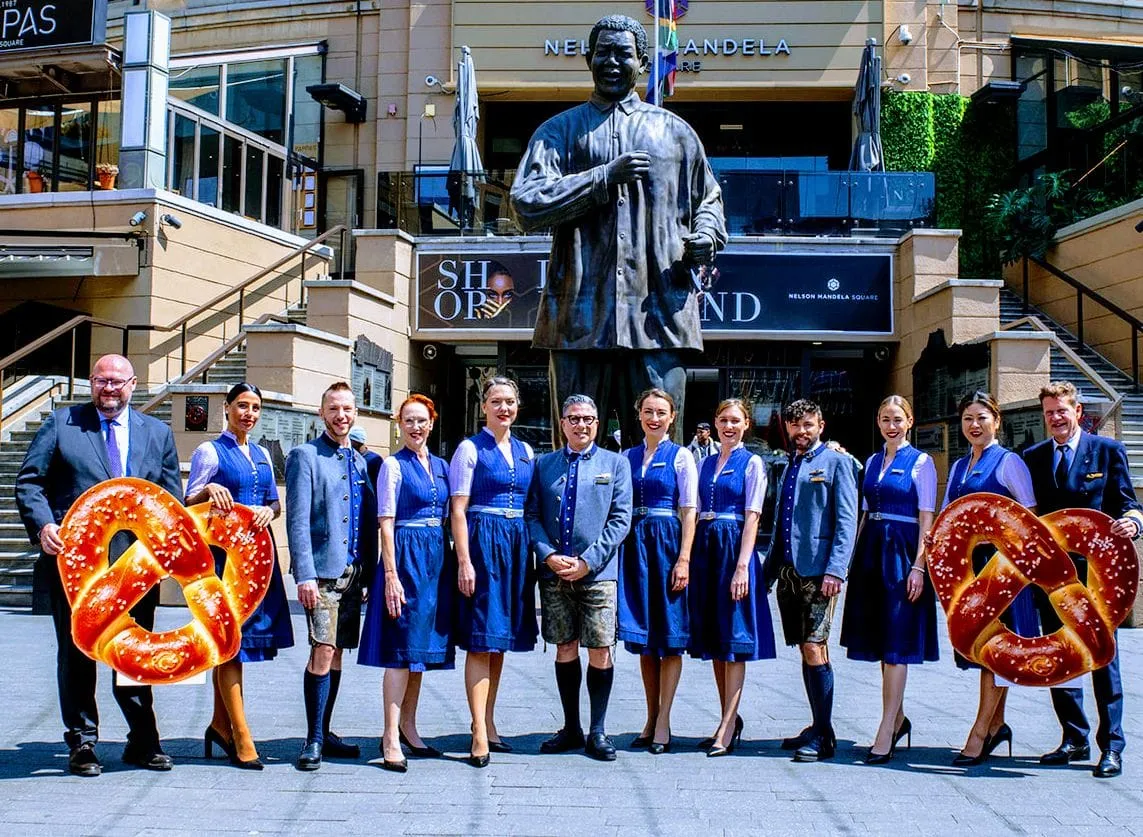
top-left (16, 354), bottom-right (182, 776)
top-left (1024, 381), bottom-right (1143, 779)
top-left (763, 399), bottom-right (859, 763)
top-left (526, 394), bottom-right (632, 761)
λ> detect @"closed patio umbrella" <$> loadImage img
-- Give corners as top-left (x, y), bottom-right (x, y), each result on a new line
top-left (849, 38), bottom-right (884, 173)
top-left (448, 45), bottom-right (485, 232)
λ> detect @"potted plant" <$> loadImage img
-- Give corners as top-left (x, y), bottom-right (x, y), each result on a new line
top-left (986, 171), bottom-right (1097, 264)
top-left (25, 170), bottom-right (44, 192)
top-left (96, 162), bottom-right (119, 190)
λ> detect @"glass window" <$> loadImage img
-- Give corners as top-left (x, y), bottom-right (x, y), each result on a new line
top-left (169, 64), bottom-right (220, 115)
top-left (225, 59), bottom-right (286, 144)
top-left (58, 103), bottom-right (93, 191)
top-left (244, 145), bottom-right (264, 220)
top-left (291, 54), bottom-right (322, 162)
top-left (96, 100), bottom-right (121, 188)
top-left (171, 113), bottom-right (196, 197)
top-left (266, 154), bottom-right (283, 228)
top-left (198, 124), bottom-right (220, 205)
top-left (0, 108), bottom-right (19, 195)
top-left (23, 107), bottom-right (55, 193)
top-left (222, 134), bottom-right (242, 213)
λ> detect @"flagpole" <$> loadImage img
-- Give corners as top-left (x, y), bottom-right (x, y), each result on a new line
top-left (652, 2), bottom-right (661, 105)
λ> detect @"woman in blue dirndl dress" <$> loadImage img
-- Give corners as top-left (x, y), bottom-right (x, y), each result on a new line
top-left (689, 398), bottom-right (776, 757)
top-left (941, 391), bottom-right (1039, 766)
top-left (619, 388), bottom-right (698, 754)
top-left (840, 395), bottom-right (938, 764)
top-left (449, 377), bottom-right (537, 767)
top-left (359, 395), bottom-right (454, 771)
top-left (185, 382), bottom-right (293, 770)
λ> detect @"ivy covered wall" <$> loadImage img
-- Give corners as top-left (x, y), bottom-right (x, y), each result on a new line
top-left (881, 91), bottom-right (1016, 279)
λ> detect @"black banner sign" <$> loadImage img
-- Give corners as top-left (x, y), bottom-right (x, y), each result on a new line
top-left (415, 248), bottom-right (893, 338)
top-left (0, 0), bottom-right (103, 54)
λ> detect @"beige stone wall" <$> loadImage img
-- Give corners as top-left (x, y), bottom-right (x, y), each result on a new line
top-left (1008, 200), bottom-right (1143, 381)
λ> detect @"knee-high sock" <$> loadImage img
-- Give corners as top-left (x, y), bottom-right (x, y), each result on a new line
top-left (586, 665), bottom-right (614, 736)
top-left (801, 662), bottom-right (816, 726)
top-left (304, 670), bottom-right (331, 745)
top-left (323, 668), bottom-right (342, 736)
top-left (807, 663), bottom-right (834, 736)
top-left (554, 659), bottom-right (583, 732)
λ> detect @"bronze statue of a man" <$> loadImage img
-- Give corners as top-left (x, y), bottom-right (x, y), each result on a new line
top-left (510, 14), bottom-right (727, 446)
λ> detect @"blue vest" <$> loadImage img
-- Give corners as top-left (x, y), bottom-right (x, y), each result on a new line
top-left (394, 448), bottom-right (450, 522)
top-left (625, 440), bottom-right (681, 511)
top-left (864, 445), bottom-right (922, 518)
top-left (949, 444), bottom-right (1013, 502)
top-left (211, 435), bottom-right (276, 507)
top-left (469, 432), bottom-right (533, 510)
top-left (698, 446), bottom-right (753, 516)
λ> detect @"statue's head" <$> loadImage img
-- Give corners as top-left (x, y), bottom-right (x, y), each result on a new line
top-left (587, 15), bottom-right (649, 101)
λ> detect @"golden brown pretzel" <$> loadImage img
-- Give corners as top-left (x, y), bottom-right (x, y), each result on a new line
top-left (58, 477), bottom-right (276, 684)
top-left (927, 492), bottom-right (1138, 686)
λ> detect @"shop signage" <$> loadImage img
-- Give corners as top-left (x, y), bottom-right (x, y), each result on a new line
top-left (415, 249), bottom-right (893, 338)
top-left (543, 36), bottom-right (791, 63)
top-left (0, 0), bottom-right (105, 53)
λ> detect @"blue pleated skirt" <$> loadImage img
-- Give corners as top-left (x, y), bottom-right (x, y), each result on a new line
top-left (619, 515), bottom-right (689, 656)
top-left (454, 515), bottom-right (538, 653)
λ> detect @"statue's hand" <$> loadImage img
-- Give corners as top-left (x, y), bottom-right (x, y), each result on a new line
top-left (683, 232), bottom-right (714, 266)
top-left (605, 151), bottom-right (652, 186)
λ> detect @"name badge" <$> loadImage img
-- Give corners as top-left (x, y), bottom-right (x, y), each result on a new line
top-left (810, 476), bottom-right (828, 483)
top-left (1085, 472), bottom-right (1104, 480)
top-left (890, 468), bottom-right (905, 475)
top-left (810, 469), bottom-right (825, 476)
top-left (594, 473), bottom-right (612, 484)
top-left (650, 461), bottom-right (667, 468)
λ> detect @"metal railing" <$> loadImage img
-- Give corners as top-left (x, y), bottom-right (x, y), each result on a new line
top-left (0, 316), bottom-right (151, 435)
top-left (1022, 254), bottom-right (1143, 391)
top-left (377, 169), bottom-right (937, 238)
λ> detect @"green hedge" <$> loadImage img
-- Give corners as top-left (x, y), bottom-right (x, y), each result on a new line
top-left (881, 91), bottom-right (1014, 278)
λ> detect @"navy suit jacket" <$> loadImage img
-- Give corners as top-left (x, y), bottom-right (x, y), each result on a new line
top-left (16, 403), bottom-right (182, 543)
top-left (1023, 431), bottom-right (1142, 523)
top-left (526, 444), bottom-right (632, 583)
top-left (763, 445), bottom-right (859, 580)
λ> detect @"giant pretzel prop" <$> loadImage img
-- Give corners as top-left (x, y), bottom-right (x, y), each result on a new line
top-left (927, 492), bottom-right (1138, 687)
top-left (58, 477), bottom-right (275, 685)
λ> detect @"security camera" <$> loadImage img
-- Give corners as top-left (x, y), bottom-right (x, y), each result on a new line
top-left (896, 73), bottom-right (911, 85)
top-left (422, 343), bottom-right (438, 360)
top-left (160, 213), bottom-right (183, 230)
top-left (425, 75), bottom-right (440, 88)
top-left (898, 25), bottom-right (912, 45)
top-left (128, 211), bottom-right (147, 227)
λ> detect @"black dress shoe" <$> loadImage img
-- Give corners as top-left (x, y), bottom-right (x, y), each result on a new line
top-left (781, 725), bottom-right (814, 751)
top-left (584, 732), bottom-right (617, 762)
top-left (68, 743), bottom-right (102, 777)
top-left (1039, 740), bottom-right (1090, 766)
top-left (466, 753), bottom-right (491, 768)
top-left (1094, 751), bottom-right (1122, 778)
top-left (488, 739), bottom-right (514, 754)
top-left (793, 732), bottom-right (836, 763)
top-left (540, 728), bottom-right (585, 754)
top-left (296, 741), bottom-right (322, 771)
top-left (398, 730), bottom-right (441, 758)
top-left (323, 732), bottom-right (361, 759)
top-left (648, 732), bottom-right (672, 755)
top-left (382, 757), bottom-right (408, 773)
top-left (122, 744), bottom-right (173, 771)
top-left (631, 733), bottom-right (654, 749)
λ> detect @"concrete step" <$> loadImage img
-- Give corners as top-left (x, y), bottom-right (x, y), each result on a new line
top-left (0, 585), bottom-right (32, 608)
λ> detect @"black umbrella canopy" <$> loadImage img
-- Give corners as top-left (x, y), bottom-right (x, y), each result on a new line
top-left (850, 38), bottom-right (884, 173)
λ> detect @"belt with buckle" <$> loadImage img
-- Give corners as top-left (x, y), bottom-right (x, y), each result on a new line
top-left (698, 511), bottom-right (744, 523)
top-left (469, 505), bottom-right (523, 519)
top-left (633, 507), bottom-right (677, 519)
top-left (867, 511), bottom-right (919, 524)
top-left (395, 518), bottom-right (444, 529)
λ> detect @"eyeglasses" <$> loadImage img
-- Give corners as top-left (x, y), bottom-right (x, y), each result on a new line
top-left (562, 415), bottom-right (597, 426)
top-left (402, 417), bottom-right (431, 428)
top-left (92, 376), bottom-right (134, 390)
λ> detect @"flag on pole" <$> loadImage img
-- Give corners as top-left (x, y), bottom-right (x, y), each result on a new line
top-left (645, 0), bottom-right (678, 106)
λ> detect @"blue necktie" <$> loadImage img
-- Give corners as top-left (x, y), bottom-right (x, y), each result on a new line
top-left (1054, 444), bottom-right (1070, 488)
top-left (104, 419), bottom-right (124, 478)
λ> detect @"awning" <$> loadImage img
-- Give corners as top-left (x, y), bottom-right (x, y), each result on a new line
top-left (1011, 35), bottom-right (1143, 66)
top-left (0, 242), bottom-right (138, 278)
top-left (0, 44), bottom-right (121, 100)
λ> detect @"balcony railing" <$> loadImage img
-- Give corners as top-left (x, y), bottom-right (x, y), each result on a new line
top-left (376, 169), bottom-right (936, 238)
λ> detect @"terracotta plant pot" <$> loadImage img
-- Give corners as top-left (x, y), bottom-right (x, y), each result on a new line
top-left (97, 172), bottom-right (117, 190)
top-left (26, 171), bottom-right (44, 193)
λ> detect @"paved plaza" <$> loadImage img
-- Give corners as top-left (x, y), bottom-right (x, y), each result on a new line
top-left (3, 593), bottom-right (1143, 836)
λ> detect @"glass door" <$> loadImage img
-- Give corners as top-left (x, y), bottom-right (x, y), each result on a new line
top-left (318, 168), bottom-right (363, 279)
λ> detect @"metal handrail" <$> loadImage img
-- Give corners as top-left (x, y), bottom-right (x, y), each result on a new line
top-left (139, 312), bottom-right (286, 414)
top-left (0, 315), bottom-right (149, 435)
top-left (1023, 255), bottom-right (1142, 391)
top-left (161, 224), bottom-right (346, 374)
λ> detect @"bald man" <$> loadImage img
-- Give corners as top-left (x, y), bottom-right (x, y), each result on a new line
top-left (16, 354), bottom-right (182, 776)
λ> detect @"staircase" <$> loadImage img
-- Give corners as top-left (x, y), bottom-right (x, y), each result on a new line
top-left (999, 287), bottom-right (1143, 487)
top-left (0, 346), bottom-right (247, 608)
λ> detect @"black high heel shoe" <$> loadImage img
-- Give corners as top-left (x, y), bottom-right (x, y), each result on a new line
top-left (952, 729), bottom-right (994, 767)
top-left (204, 726), bottom-right (232, 760)
top-left (893, 717), bottom-right (912, 751)
top-left (707, 720), bottom-right (743, 758)
top-left (699, 715), bottom-right (743, 752)
top-left (399, 730), bottom-right (442, 758)
top-left (984, 724), bottom-right (1013, 758)
top-left (229, 750), bottom-right (264, 771)
top-left (648, 731), bottom-right (672, 755)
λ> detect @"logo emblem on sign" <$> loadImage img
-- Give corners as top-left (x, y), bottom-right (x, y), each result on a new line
top-left (827, 278), bottom-right (840, 291)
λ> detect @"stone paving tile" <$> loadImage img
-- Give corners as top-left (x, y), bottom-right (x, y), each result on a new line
top-left (3, 602), bottom-right (1143, 836)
